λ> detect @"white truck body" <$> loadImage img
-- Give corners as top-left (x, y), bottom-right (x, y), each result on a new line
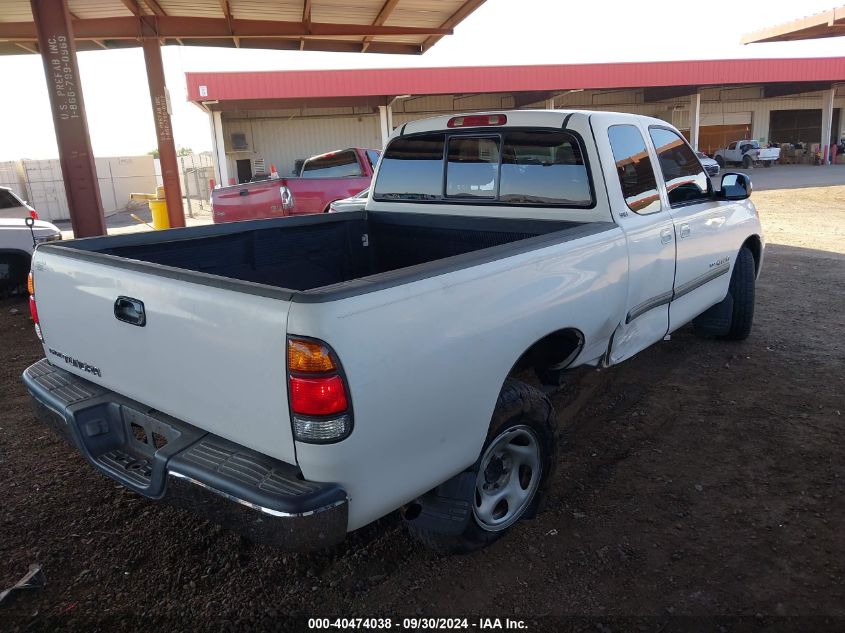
top-left (714, 140), bottom-right (780, 167)
top-left (24, 110), bottom-right (764, 549)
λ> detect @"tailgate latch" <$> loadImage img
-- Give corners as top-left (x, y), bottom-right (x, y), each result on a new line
top-left (114, 296), bottom-right (146, 327)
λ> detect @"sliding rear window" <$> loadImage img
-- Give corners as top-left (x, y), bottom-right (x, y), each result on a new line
top-left (373, 129), bottom-right (592, 207)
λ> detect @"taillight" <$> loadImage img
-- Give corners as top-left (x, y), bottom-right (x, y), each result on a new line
top-left (29, 209), bottom-right (40, 220)
top-left (447, 114), bottom-right (507, 128)
top-left (287, 337), bottom-right (351, 443)
top-left (28, 272), bottom-right (42, 341)
top-left (290, 375), bottom-right (348, 416)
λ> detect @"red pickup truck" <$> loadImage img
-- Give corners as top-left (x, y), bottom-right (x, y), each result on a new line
top-left (211, 148), bottom-right (379, 223)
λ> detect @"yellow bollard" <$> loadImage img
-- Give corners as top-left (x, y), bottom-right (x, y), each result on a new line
top-left (130, 186), bottom-right (169, 230)
top-left (149, 199), bottom-right (169, 230)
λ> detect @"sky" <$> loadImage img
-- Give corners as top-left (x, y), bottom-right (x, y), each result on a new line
top-left (0, 0), bottom-right (842, 161)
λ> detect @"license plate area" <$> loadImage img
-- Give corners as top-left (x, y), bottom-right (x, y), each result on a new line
top-left (71, 401), bottom-right (200, 496)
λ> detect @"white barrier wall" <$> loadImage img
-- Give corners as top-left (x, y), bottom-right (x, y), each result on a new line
top-left (13, 155), bottom-right (157, 222)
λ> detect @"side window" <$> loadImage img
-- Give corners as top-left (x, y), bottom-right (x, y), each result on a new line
top-left (728, 142), bottom-right (737, 150)
top-left (372, 134), bottom-right (445, 200)
top-left (648, 127), bottom-right (710, 206)
top-left (302, 150), bottom-right (363, 178)
top-left (0, 190), bottom-right (23, 210)
top-left (446, 136), bottom-right (500, 198)
top-left (365, 150), bottom-right (381, 170)
top-left (607, 125), bottom-right (661, 214)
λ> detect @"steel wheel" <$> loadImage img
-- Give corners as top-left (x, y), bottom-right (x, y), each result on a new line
top-left (473, 425), bottom-right (542, 531)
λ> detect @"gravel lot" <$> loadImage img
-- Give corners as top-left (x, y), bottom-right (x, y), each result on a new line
top-left (2, 185), bottom-right (844, 631)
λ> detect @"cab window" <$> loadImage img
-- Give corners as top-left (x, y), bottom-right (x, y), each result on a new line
top-left (607, 125), bottom-right (661, 214)
top-left (648, 127), bottom-right (710, 206)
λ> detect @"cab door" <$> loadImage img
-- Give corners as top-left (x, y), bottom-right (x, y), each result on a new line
top-left (592, 116), bottom-right (677, 364)
top-left (646, 126), bottom-right (738, 332)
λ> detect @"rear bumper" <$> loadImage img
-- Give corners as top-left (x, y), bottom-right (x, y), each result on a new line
top-left (22, 358), bottom-right (348, 551)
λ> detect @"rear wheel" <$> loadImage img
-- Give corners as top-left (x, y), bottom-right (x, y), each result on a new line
top-left (405, 379), bottom-right (558, 554)
top-left (764, 160), bottom-right (773, 168)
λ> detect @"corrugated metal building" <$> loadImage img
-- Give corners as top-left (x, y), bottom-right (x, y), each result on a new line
top-left (186, 58), bottom-right (845, 184)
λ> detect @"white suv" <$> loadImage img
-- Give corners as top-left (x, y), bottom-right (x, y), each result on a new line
top-left (0, 187), bottom-right (61, 293)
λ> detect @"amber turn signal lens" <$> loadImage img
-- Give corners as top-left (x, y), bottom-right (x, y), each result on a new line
top-left (288, 338), bottom-right (336, 373)
top-left (27, 272), bottom-right (34, 296)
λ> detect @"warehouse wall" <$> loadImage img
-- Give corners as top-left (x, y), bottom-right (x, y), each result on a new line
top-left (220, 108), bottom-right (381, 181)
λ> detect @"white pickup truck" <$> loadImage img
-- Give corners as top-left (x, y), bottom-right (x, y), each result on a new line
top-left (23, 111), bottom-right (763, 553)
top-left (714, 140), bottom-right (780, 169)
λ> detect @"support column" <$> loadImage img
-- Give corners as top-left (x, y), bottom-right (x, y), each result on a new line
top-left (378, 105), bottom-right (393, 147)
top-left (689, 92), bottom-right (701, 151)
top-left (209, 110), bottom-right (230, 187)
top-left (142, 38), bottom-right (185, 227)
top-left (31, 0), bottom-right (105, 237)
top-left (820, 87), bottom-right (835, 164)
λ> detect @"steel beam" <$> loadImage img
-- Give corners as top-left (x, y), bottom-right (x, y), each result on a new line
top-left (30, 0), bottom-right (106, 237)
top-left (142, 38), bottom-right (185, 227)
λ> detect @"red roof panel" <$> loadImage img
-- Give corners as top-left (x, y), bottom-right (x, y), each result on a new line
top-left (186, 57), bottom-right (845, 103)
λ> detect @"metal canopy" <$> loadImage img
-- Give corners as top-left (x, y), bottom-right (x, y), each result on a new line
top-left (742, 5), bottom-right (845, 43)
top-left (0, 0), bottom-right (486, 55)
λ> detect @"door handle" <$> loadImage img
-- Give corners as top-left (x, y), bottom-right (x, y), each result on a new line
top-left (680, 223), bottom-right (691, 238)
top-left (239, 189), bottom-right (249, 196)
top-left (660, 227), bottom-right (673, 244)
top-left (114, 296), bottom-right (146, 327)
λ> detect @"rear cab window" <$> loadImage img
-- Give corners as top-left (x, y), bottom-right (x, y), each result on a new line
top-left (373, 129), bottom-right (592, 208)
top-left (302, 150), bottom-right (363, 178)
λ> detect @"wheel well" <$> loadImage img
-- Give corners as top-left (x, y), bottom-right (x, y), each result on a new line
top-left (0, 250), bottom-right (32, 291)
top-left (742, 235), bottom-right (762, 275)
top-left (509, 328), bottom-right (585, 377)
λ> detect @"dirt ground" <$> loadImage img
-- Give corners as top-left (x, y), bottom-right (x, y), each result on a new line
top-left (1, 186), bottom-right (843, 631)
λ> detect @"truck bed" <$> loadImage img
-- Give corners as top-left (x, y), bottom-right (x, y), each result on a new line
top-left (48, 212), bottom-right (602, 300)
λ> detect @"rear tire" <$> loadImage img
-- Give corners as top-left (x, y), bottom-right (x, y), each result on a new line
top-left (406, 379), bottom-right (558, 555)
top-left (721, 246), bottom-right (756, 341)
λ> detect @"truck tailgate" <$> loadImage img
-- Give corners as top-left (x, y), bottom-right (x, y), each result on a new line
top-left (31, 248), bottom-right (297, 465)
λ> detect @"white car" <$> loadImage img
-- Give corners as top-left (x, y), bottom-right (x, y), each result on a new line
top-left (0, 186), bottom-right (39, 219)
top-left (328, 188), bottom-right (369, 213)
top-left (696, 151), bottom-right (720, 177)
top-left (23, 110), bottom-right (763, 554)
top-left (0, 217), bottom-right (62, 292)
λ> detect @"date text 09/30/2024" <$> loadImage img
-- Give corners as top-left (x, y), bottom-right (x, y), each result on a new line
top-left (307, 618), bottom-right (529, 630)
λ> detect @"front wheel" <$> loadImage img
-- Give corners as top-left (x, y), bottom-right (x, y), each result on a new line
top-left (405, 379), bottom-right (558, 554)
top-left (721, 246), bottom-right (756, 340)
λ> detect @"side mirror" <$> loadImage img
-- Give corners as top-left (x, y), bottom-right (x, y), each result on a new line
top-left (718, 172), bottom-right (752, 201)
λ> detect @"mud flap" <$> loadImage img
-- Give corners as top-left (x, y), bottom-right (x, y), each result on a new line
top-left (403, 471), bottom-right (476, 536)
top-left (693, 292), bottom-right (734, 337)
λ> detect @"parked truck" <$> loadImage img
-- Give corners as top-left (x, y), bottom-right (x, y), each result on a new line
top-left (211, 148), bottom-right (380, 223)
top-left (23, 110), bottom-right (763, 553)
top-left (714, 140), bottom-right (780, 168)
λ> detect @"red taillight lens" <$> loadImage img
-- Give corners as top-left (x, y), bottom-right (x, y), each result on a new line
top-left (289, 375), bottom-right (348, 416)
top-left (447, 114), bottom-right (507, 128)
top-left (29, 209), bottom-right (39, 220)
top-left (29, 295), bottom-right (39, 323)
